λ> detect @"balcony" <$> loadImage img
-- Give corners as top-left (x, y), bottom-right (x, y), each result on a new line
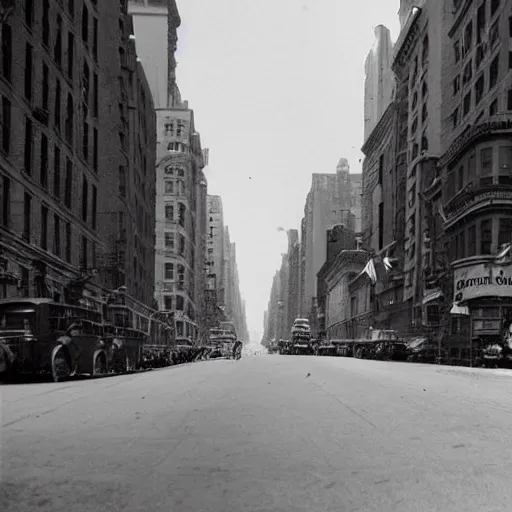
top-left (443, 182), bottom-right (512, 229)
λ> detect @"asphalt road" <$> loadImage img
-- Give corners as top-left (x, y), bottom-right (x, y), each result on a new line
top-left (3, 348), bottom-right (512, 512)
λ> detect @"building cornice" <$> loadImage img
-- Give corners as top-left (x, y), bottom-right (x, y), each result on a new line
top-left (361, 101), bottom-right (396, 156)
top-left (322, 250), bottom-right (370, 288)
top-left (392, 7), bottom-right (422, 72)
top-left (439, 115), bottom-right (512, 168)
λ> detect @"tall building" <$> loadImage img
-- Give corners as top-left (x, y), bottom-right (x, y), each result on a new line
top-left (128, 0), bottom-right (181, 109)
top-left (436, 0), bottom-right (512, 353)
top-left (222, 228), bottom-right (247, 341)
top-left (285, 229), bottom-right (300, 335)
top-left (262, 269), bottom-right (282, 346)
top-left (129, 0), bottom-right (209, 341)
top-left (206, 195), bottom-right (225, 303)
top-left (363, 25), bottom-right (395, 142)
top-left (391, 0), bottom-right (444, 331)
top-left (153, 103), bottom-right (207, 341)
top-left (299, 158), bottom-right (361, 329)
top-left (96, 2), bottom-right (157, 306)
top-left (0, 0), bottom-right (155, 307)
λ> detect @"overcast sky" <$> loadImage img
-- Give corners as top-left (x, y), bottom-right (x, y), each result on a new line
top-left (175, 0), bottom-right (400, 340)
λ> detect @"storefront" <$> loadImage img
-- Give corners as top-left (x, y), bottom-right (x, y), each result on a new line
top-left (451, 257), bottom-right (512, 363)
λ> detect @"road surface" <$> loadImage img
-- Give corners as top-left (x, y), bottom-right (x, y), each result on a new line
top-left (3, 350), bottom-right (512, 511)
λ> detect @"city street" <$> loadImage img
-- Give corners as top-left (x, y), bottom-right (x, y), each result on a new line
top-left (3, 351), bottom-right (512, 512)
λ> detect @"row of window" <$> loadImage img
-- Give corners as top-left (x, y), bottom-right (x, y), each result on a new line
top-left (164, 202), bottom-right (186, 226)
top-left (445, 144), bottom-right (512, 200)
top-left (449, 216), bottom-right (512, 260)
top-left (164, 120), bottom-right (187, 138)
top-left (164, 179), bottom-right (187, 196)
top-left (164, 231), bottom-right (187, 256)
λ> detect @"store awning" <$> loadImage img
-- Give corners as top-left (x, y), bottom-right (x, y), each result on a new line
top-left (450, 302), bottom-right (469, 315)
top-left (422, 288), bottom-right (444, 305)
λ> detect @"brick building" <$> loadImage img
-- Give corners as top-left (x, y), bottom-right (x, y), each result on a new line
top-left (436, 0), bottom-right (512, 357)
top-left (0, 0), bottom-right (155, 305)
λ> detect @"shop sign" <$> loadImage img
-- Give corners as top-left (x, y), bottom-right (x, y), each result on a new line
top-left (440, 116), bottom-right (512, 167)
top-left (453, 263), bottom-right (512, 302)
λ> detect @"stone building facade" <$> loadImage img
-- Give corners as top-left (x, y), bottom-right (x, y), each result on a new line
top-left (0, 0), bottom-right (155, 306)
top-left (436, 0), bottom-right (512, 356)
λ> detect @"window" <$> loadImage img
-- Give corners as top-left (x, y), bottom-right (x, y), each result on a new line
top-left (53, 145), bottom-right (61, 198)
top-left (24, 117), bottom-right (33, 174)
top-left (452, 107), bottom-right (459, 128)
top-left (490, 98), bottom-right (498, 115)
top-left (67, 32), bottom-right (75, 79)
top-left (176, 296), bottom-right (184, 311)
top-left (421, 80), bottom-right (428, 98)
top-left (509, 51), bottom-right (512, 70)
top-left (118, 166), bottom-right (126, 197)
top-left (42, 0), bottom-right (50, 46)
top-left (463, 91), bottom-right (471, 116)
top-left (421, 34), bottom-right (429, 65)
top-left (65, 158), bottom-right (72, 208)
top-left (91, 185), bottom-right (97, 229)
top-left (1, 176), bottom-right (9, 227)
top-left (179, 234), bottom-right (185, 255)
top-left (23, 192), bottom-right (31, 241)
top-left (165, 180), bottom-right (174, 194)
top-left (1, 23), bottom-right (12, 81)
top-left (93, 73), bottom-right (98, 117)
top-left (164, 122), bottom-right (174, 135)
top-left (499, 147), bottom-right (512, 184)
top-left (93, 18), bottom-right (98, 61)
top-left (468, 153), bottom-right (476, 183)
top-left (454, 41), bottom-right (461, 62)
top-left (54, 16), bottom-right (62, 66)
top-left (178, 203), bottom-right (186, 227)
top-left (41, 205), bottom-right (48, 250)
top-left (65, 94), bottom-right (73, 144)
top-left (82, 175), bottom-right (88, 222)
top-left (509, 16), bottom-right (512, 37)
top-left (164, 232), bottom-right (174, 248)
top-left (82, 120), bottom-right (89, 160)
top-left (421, 134), bottom-right (428, 151)
top-left (411, 117), bottom-right (418, 134)
top-left (40, 133), bottom-right (48, 189)
top-left (165, 263), bottom-right (174, 279)
top-left (93, 127), bottom-right (98, 172)
top-left (421, 102), bottom-right (428, 122)
top-left (41, 64), bottom-right (50, 111)
top-left (480, 219), bottom-right (492, 254)
top-left (55, 80), bottom-right (61, 130)
top-left (489, 55), bottom-right (499, 89)
top-left (80, 236), bottom-right (88, 269)
top-left (1, 96), bottom-right (11, 154)
top-left (498, 218), bottom-right (512, 247)
top-left (51, 214), bottom-right (60, 258)
top-left (475, 74), bottom-right (484, 104)
top-left (463, 20), bottom-right (473, 55)
top-left (65, 222), bottom-right (71, 262)
top-left (82, 5), bottom-right (89, 44)
top-left (164, 297), bottom-right (173, 310)
top-left (378, 202), bottom-right (384, 250)
top-left (452, 76), bottom-right (460, 95)
top-left (476, 2), bottom-right (486, 44)
top-left (491, 0), bottom-right (500, 16)
top-left (457, 230), bottom-right (466, 260)
top-left (165, 204), bottom-right (174, 220)
top-left (490, 19), bottom-right (500, 48)
top-left (25, 43), bottom-right (33, 101)
top-left (468, 225), bottom-right (476, 256)
top-left (481, 147), bottom-right (493, 182)
top-left (25, 0), bottom-right (33, 28)
top-left (463, 61), bottom-right (472, 84)
top-left (378, 154), bottom-right (384, 184)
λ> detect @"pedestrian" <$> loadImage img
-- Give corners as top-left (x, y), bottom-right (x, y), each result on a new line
top-left (232, 340), bottom-right (242, 360)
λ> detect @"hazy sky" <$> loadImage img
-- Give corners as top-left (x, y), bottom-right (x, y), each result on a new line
top-left (175, 0), bottom-right (400, 339)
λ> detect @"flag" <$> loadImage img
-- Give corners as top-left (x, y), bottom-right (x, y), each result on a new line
top-left (495, 243), bottom-right (511, 264)
top-left (362, 259), bottom-right (377, 284)
top-left (437, 204), bottom-right (447, 223)
top-left (276, 227), bottom-right (285, 232)
top-left (383, 256), bottom-right (398, 272)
